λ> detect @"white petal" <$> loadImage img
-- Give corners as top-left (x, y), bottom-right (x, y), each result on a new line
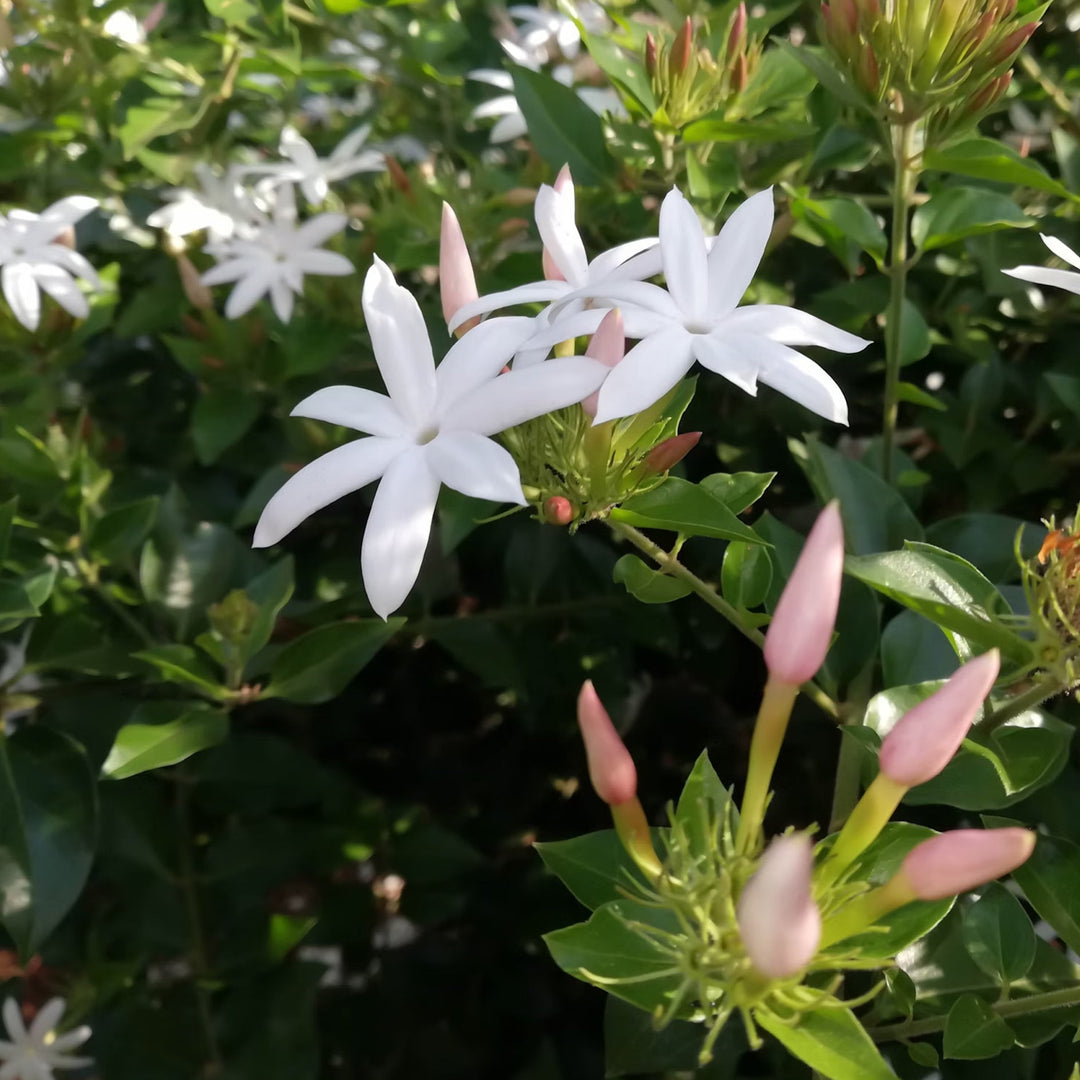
top-left (34, 266), bottom-right (87, 319)
top-left (706, 187), bottom-right (774, 317)
top-left (722, 305), bottom-right (870, 352)
top-left (292, 250), bottom-right (354, 277)
top-left (490, 112), bottom-right (529, 143)
top-left (587, 237), bottom-right (661, 284)
top-left (0, 1058), bottom-right (21, 1078)
top-left (293, 213), bottom-right (348, 249)
top-left (447, 281), bottom-right (569, 333)
top-left (592, 326), bottom-right (694, 423)
top-left (1002, 265), bottom-right (1080, 295)
top-left (689, 333), bottom-right (759, 396)
top-left (38, 196), bottom-right (97, 231)
top-left (534, 182), bottom-right (589, 285)
top-left (201, 258), bottom-right (258, 287)
top-left (558, 279), bottom-right (680, 320)
top-left (291, 386), bottom-right (407, 438)
top-left (1040, 233), bottom-right (1080, 270)
top-left (269, 278), bottom-right (295, 322)
top-left (280, 126), bottom-right (320, 171)
top-left (2, 265), bottom-right (40, 330)
top-left (361, 449), bottom-right (441, 619)
top-left (442, 356), bottom-right (608, 435)
top-left (2, 1000), bottom-right (25, 1043)
top-left (45, 1026), bottom-right (90, 1054)
top-left (224, 269), bottom-right (273, 319)
top-left (523, 305), bottom-right (608, 350)
top-left (468, 71), bottom-right (515, 91)
top-left (362, 257), bottom-right (437, 427)
top-left (28, 999), bottom-right (64, 1044)
top-left (252, 437), bottom-right (405, 547)
top-left (471, 95), bottom-right (520, 120)
top-left (331, 124), bottom-right (373, 162)
top-left (436, 317), bottom-right (536, 407)
top-left (658, 188), bottom-right (708, 320)
top-left (426, 431), bottom-right (525, 504)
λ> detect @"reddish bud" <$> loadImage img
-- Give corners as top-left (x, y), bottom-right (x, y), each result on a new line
top-left (834, 0), bottom-right (858, 34)
top-left (645, 33), bottom-right (658, 79)
top-left (968, 11), bottom-right (995, 50)
top-left (997, 0), bottom-right (1017, 19)
top-left (178, 253), bottom-right (213, 311)
top-left (901, 828), bottom-right (1036, 901)
top-left (732, 54), bottom-right (749, 92)
top-left (384, 155), bottom-right (413, 200)
top-left (992, 22), bottom-right (1037, 64)
top-left (543, 496), bottom-right (574, 526)
top-left (669, 17), bottom-right (694, 77)
top-left (726, 2), bottom-right (747, 61)
top-left (857, 44), bottom-right (879, 93)
top-left (577, 681), bottom-right (637, 806)
top-left (581, 308), bottom-right (625, 417)
top-left (143, 1), bottom-right (166, 32)
top-left (644, 431), bottom-right (702, 474)
top-left (440, 202), bottom-right (480, 334)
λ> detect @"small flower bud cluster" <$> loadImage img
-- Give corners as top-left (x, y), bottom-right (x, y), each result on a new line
top-left (819, 0), bottom-right (1037, 137)
top-left (644, 6), bottom-right (761, 130)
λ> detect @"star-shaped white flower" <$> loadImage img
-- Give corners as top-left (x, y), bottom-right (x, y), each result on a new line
top-left (200, 185), bottom-right (353, 322)
top-left (253, 257), bottom-right (607, 618)
top-left (447, 167), bottom-right (657, 344)
top-left (0, 196), bottom-right (102, 331)
top-left (147, 164), bottom-right (260, 242)
top-left (533, 187), bottom-right (870, 424)
top-left (1002, 233), bottom-right (1080, 295)
top-left (0, 997), bottom-right (92, 1080)
top-left (250, 125), bottom-right (385, 205)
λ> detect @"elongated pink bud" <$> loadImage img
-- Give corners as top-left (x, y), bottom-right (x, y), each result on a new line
top-left (440, 202), bottom-right (480, 334)
top-left (992, 22), bottom-right (1038, 64)
top-left (581, 309), bottom-right (625, 417)
top-left (737, 835), bottom-right (821, 978)
top-left (644, 431), bottom-right (701, 474)
top-left (726, 2), bottom-right (747, 60)
top-left (762, 502), bottom-right (845, 685)
top-left (541, 166), bottom-right (574, 281)
top-left (669, 17), bottom-right (693, 77)
top-left (645, 33), bottom-right (658, 78)
top-left (901, 828), bottom-right (1035, 901)
top-left (577, 681), bottom-right (637, 806)
top-left (878, 650), bottom-right (999, 787)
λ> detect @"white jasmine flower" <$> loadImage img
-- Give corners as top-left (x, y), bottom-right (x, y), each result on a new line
top-left (0, 997), bottom-right (92, 1079)
top-left (536, 188), bottom-right (870, 424)
top-left (0, 196), bottom-right (102, 331)
top-left (250, 125), bottom-right (385, 205)
top-left (147, 164), bottom-right (259, 242)
top-left (201, 184), bottom-right (353, 322)
top-left (253, 257), bottom-right (607, 618)
top-left (102, 9), bottom-right (145, 44)
top-left (1002, 233), bottom-right (1080, 295)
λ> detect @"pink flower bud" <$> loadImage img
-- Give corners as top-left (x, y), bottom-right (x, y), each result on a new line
top-left (440, 202), bottom-right (480, 334)
top-left (143, 1), bottom-right (166, 32)
top-left (762, 501), bottom-right (845, 686)
top-left (992, 22), bottom-right (1038, 64)
top-left (645, 33), bottom-right (658, 78)
top-left (644, 431), bottom-right (701, 474)
top-left (901, 828), bottom-right (1036, 901)
top-left (543, 496), bottom-right (574, 526)
top-left (834, 0), bottom-right (858, 33)
top-left (178, 253), bottom-right (213, 310)
top-left (577, 681), bottom-right (637, 806)
top-left (731, 54), bottom-right (748, 92)
top-left (581, 309), bottom-right (624, 417)
top-left (669, 17), bottom-right (694, 77)
top-left (878, 650), bottom-right (999, 788)
top-left (541, 167), bottom-right (574, 282)
top-left (736, 835), bottom-right (821, 978)
top-left (726, 2), bottom-right (747, 61)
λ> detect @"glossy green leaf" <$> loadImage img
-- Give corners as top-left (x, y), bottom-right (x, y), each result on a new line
top-left (924, 138), bottom-right (1074, 199)
top-left (674, 752), bottom-right (734, 859)
top-left (204, 0), bottom-right (258, 24)
top-left (134, 644), bottom-right (226, 697)
top-left (192, 387), bottom-right (260, 465)
top-left (535, 829), bottom-right (656, 911)
top-left (942, 994), bottom-right (1016, 1059)
top-left (756, 1006), bottom-right (896, 1080)
top-left (102, 701), bottom-right (229, 779)
top-left (87, 497), bottom-right (159, 563)
top-left (1011, 832), bottom-right (1080, 957)
top-left (698, 471), bottom-right (775, 514)
top-left (263, 618), bottom-right (403, 704)
top-left (962, 882), bottom-right (1035, 983)
top-left (682, 117), bottom-right (816, 144)
top-left (912, 187), bottom-right (1028, 251)
top-left (238, 557), bottom-right (295, 666)
top-left (510, 67), bottom-right (615, 187)
top-left (721, 540), bottom-right (771, 609)
top-left (582, 31), bottom-right (654, 113)
top-left (613, 554), bottom-right (691, 604)
top-left (925, 514), bottom-right (1036, 582)
top-left (879, 609), bottom-right (957, 686)
top-left (611, 479), bottom-right (766, 544)
top-left (0, 497), bottom-right (17, 561)
top-left (899, 297), bottom-right (931, 365)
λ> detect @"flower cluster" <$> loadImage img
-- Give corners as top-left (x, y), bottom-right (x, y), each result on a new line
top-left (570, 502), bottom-right (1034, 1066)
top-left (0, 997), bottom-right (91, 1080)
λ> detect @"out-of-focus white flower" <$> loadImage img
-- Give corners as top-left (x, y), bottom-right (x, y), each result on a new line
top-left (147, 164), bottom-right (259, 242)
top-left (0, 196), bottom-right (102, 331)
top-left (249, 125), bottom-right (385, 205)
top-left (506, 1), bottom-right (606, 63)
top-left (1002, 233), bottom-right (1080, 296)
top-left (253, 258), bottom-right (607, 617)
top-left (0, 997), bottom-right (92, 1079)
top-left (201, 185), bottom-right (353, 322)
top-left (102, 9), bottom-right (145, 44)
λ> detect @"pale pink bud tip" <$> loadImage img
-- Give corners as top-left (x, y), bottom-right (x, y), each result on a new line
top-left (577, 681), bottom-right (637, 806)
top-left (878, 650), bottom-right (999, 788)
top-left (763, 501), bottom-right (845, 686)
top-left (582, 309), bottom-right (625, 417)
top-left (544, 496), bottom-right (574, 526)
top-left (902, 828), bottom-right (1035, 901)
top-left (439, 202), bottom-right (479, 328)
top-left (553, 164), bottom-right (573, 194)
top-left (737, 836), bottom-right (821, 978)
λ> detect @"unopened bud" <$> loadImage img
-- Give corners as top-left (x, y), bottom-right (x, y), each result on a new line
top-left (644, 431), bottom-right (701, 474)
top-left (53, 226), bottom-right (76, 250)
top-left (645, 32), bottom-right (658, 79)
top-left (878, 650), bottom-right (999, 787)
top-left (857, 44), bottom-right (879, 93)
top-left (577, 681), bottom-right (636, 806)
top-left (997, 0), bottom-right (1017, 19)
top-left (697, 48), bottom-right (717, 75)
top-left (967, 11), bottom-right (995, 52)
top-left (726, 2), bottom-right (747, 61)
top-left (737, 836), bottom-right (821, 978)
top-left (178, 253), bottom-right (213, 310)
top-left (581, 308), bottom-right (624, 417)
top-left (385, 155), bottom-right (413, 200)
top-left (834, 0), bottom-right (858, 34)
top-left (762, 501), bottom-right (845, 686)
top-left (669, 17), bottom-right (694, 77)
top-left (732, 54), bottom-right (749, 92)
top-left (992, 22), bottom-right (1038, 64)
top-left (901, 828), bottom-right (1036, 901)
top-left (501, 187), bottom-right (539, 207)
top-left (543, 496), bottom-right (574, 526)
top-left (440, 202), bottom-right (480, 335)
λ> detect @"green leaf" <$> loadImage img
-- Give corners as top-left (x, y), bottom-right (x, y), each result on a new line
top-left (509, 66), bottom-right (615, 187)
top-left (238, 557), bottom-right (295, 666)
top-left (263, 618), bottom-right (403, 704)
top-left (880, 610), bottom-right (957, 685)
top-left (535, 830), bottom-right (656, 911)
top-left (0, 497), bottom-right (16, 561)
top-left (793, 194), bottom-right (887, 271)
top-left (912, 187), bottom-right (1029, 251)
top-left (962, 882), bottom-right (1035, 983)
top-left (942, 994), bottom-right (1016, 1059)
top-left (925, 514), bottom-right (1035, 582)
top-left (682, 117), bottom-right (816, 144)
top-left (134, 644), bottom-right (226, 697)
top-left (204, 0), bottom-right (258, 24)
top-left (898, 297), bottom-right (931, 365)
top-left (721, 541), bottom-right (772, 609)
top-left (924, 138), bottom-right (1075, 200)
top-left (581, 31), bottom-right (654, 114)
top-left (5, 728), bottom-right (97, 954)
top-left (611, 478), bottom-right (767, 544)
top-left (895, 380), bottom-right (947, 412)
top-left (0, 582), bottom-right (39, 622)
top-left (192, 387), bottom-right (260, 465)
top-left (773, 41), bottom-right (866, 109)
top-left (119, 97), bottom-right (202, 158)
top-left (87, 496), bottom-right (159, 563)
top-left (1011, 832), bottom-right (1080, 957)
top-left (756, 1006), bottom-right (896, 1080)
top-left (845, 543), bottom-right (1030, 659)
top-left (674, 752), bottom-right (734, 860)
top-left (102, 701), bottom-right (229, 779)
top-left (698, 471), bottom-right (775, 514)
top-left (613, 554), bottom-right (691, 604)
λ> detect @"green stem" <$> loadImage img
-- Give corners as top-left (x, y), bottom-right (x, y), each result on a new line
top-left (881, 121), bottom-right (921, 484)
top-left (607, 519), bottom-right (841, 720)
top-left (979, 673), bottom-right (1066, 735)
top-left (869, 982), bottom-right (1080, 1043)
top-left (828, 667), bottom-right (872, 831)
